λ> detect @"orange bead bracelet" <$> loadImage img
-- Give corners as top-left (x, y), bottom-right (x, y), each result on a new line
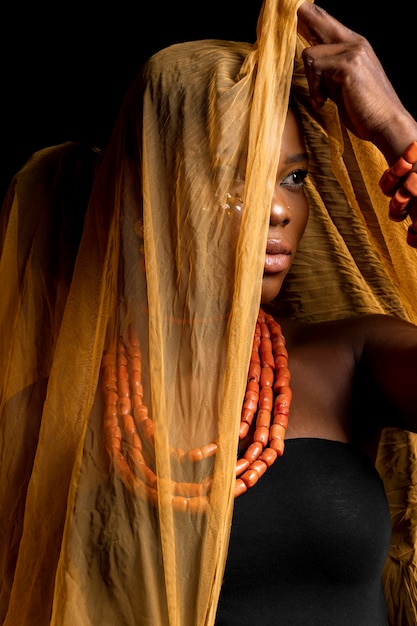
top-left (379, 140), bottom-right (417, 247)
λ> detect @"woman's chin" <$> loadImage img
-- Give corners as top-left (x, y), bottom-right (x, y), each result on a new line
top-left (261, 274), bottom-right (285, 304)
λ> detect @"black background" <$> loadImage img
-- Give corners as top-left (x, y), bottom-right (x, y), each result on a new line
top-left (1, 1), bottom-right (416, 205)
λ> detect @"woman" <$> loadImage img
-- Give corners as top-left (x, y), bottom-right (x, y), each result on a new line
top-left (1, 0), bottom-right (417, 624)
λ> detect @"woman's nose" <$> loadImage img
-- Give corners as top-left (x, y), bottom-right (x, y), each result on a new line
top-left (270, 198), bottom-right (291, 227)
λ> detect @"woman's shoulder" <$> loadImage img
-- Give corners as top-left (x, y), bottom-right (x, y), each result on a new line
top-left (278, 312), bottom-right (417, 356)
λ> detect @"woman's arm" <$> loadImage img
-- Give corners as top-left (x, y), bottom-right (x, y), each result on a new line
top-left (297, 1), bottom-right (417, 164)
top-left (352, 314), bottom-right (417, 432)
top-left (297, 0), bottom-right (417, 247)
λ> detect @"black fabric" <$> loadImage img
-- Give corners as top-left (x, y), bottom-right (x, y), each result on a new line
top-left (216, 438), bottom-right (390, 625)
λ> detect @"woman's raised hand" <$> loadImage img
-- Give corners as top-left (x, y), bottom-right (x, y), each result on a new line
top-left (297, 1), bottom-right (417, 164)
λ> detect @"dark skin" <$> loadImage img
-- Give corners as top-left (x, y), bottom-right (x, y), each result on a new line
top-left (261, 1), bottom-right (417, 461)
top-left (297, 0), bottom-right (417, 224)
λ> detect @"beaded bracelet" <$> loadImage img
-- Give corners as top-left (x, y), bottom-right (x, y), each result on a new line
top-left (379, 140), bottom-right (417, 248)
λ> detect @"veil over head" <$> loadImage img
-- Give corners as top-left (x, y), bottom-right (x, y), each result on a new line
top-left (1, 0), bottom-right (417, 624)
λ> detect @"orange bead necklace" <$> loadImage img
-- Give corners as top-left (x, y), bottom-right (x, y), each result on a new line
top-left (101, 308), bottom-right (292, 513)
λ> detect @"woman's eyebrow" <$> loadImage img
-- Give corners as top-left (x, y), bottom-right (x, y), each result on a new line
top-left (285, 151), bottom-right (309, 164)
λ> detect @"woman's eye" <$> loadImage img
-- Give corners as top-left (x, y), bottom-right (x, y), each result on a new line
top-left (281, 168), bottom-right (308, 189)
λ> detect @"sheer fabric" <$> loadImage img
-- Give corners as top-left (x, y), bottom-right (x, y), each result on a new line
top-left (1, 0), bottom-right (417, 624)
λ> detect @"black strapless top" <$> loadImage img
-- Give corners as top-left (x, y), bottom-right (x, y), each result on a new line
top-left (215, 438), bottom-right (391, 625)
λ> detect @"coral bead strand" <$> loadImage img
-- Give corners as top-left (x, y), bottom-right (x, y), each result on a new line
top-left (102, 308), bottom-right (292, 509)
top-left (379, 140), bottom-right (417, 247)
top-left (234, 310), bottom-right (291, 498)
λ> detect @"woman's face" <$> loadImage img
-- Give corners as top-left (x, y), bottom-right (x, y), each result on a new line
top-left (261, 108), bottom-right (309, 303)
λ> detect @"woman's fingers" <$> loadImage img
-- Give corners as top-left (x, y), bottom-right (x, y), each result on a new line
top-left (296, 1), bottom-right (407, 145)
top-left (297, 1), bottom-right (354, 46)
top-left (297, 1), bottom-right (373, 114)
top-left (297, 2), bottom-right (367, 114)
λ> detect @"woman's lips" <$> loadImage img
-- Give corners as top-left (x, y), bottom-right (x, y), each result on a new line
top-left (264, 240), bottom-right (291, 274)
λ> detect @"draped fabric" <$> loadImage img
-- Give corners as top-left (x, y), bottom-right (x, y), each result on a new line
top-left (1, 0), bottom-right (417, 624)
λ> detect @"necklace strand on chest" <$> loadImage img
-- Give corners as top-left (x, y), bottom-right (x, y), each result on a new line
top-left (101, 308), bottom-right (292, 513)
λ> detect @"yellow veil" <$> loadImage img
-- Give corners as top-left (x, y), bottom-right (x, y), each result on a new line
top-left (1, 0), bottom-right (417, 624)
